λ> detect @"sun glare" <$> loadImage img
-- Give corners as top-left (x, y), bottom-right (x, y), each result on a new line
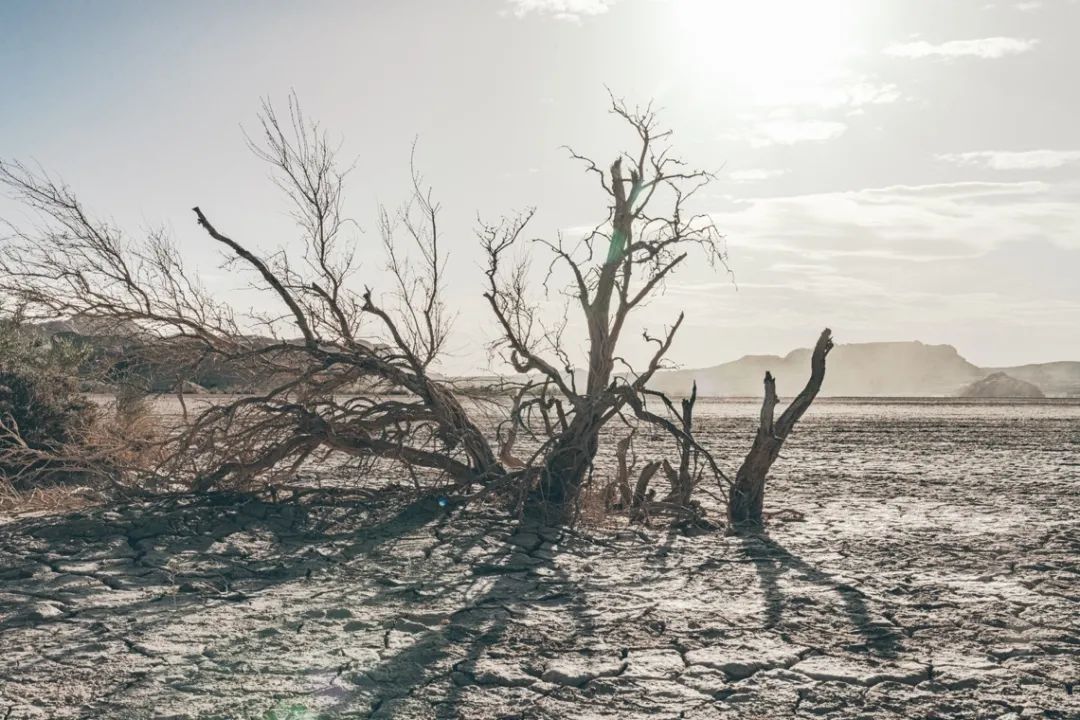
top-left (671, 0), bottom-right (862, 104)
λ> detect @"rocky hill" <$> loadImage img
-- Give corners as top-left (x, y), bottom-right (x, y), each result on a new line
top-left (957, 372), bottom-right (1045, 399)
top-left (983, 361), bottom-right (1080, 398)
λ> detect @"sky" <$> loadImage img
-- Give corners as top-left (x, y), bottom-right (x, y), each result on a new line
top-left (1, 0), bottom-right (1079, 374)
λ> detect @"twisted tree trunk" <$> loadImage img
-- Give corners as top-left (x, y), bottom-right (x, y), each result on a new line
top-left (729, 329), bottom-right (833, 528)
top-left (539, 158), bottom-right (639, 514)
top-left (540, 403), bottom-right (606, 513)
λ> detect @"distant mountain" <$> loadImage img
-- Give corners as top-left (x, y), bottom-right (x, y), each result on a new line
top-left (20, 320), bottom-right (1080, 398)
top-left (958, 372), bottom-right (1044, 399)
top-left (650, 341), bottom-right (1080, 398)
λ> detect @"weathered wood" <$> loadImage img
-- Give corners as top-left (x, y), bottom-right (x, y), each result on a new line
top-left (540, 159), bottom-right (638, 511)
top-left (729, 329), bottom-right (833, 528)
top-left (672, 382), bottom-right (697, 506)
top-left (615, 434), bottom-right (634, 507)
top-left (632, 460), bottom-right (662, 510)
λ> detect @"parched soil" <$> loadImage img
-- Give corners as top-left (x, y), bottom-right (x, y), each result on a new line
top-left (0, 400), bottom-right (1077, 719)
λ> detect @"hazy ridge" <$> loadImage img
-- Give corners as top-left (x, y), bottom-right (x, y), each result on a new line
top-left (650, 341), bottom-right (1080, 398)
top-left (32, 322), bottom-right (1080, 397)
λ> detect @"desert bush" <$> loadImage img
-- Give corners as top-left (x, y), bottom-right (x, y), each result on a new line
top-left (0, 312), bottom-right (165, 498)
top-left (0, 370), bottom-right (96, 476)
top-left (0, 315), bottom-right (98, 489)
top-left (96, 384), bottom-right (167, 480)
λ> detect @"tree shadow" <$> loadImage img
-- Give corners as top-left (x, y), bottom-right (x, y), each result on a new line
top-left (315, 515), bottom-right (597, 718)
top-left (0, 490), bottom-right (598, 718)
top-left (740, 532), bottom-right (902, 657)
top-left (0, 490), bottom-right (456, 632)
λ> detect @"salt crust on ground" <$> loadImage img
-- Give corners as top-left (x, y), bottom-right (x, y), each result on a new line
top-left (1, 401), bottom-right (1077, 718)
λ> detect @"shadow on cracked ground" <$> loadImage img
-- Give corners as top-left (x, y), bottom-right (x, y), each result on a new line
top-left (0, 475), bottom-right (1077, 719)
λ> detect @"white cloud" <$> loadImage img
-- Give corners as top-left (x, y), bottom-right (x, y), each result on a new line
top-left (504, 0), bottom-right (618, 21)
top-left (647, 180), bottom-right (1080, 365)
top-left (730, 168), bottom-right (790, 183)
top-left (884, 37), bottom-right (1039, 59)
top-left (752, 79), bottom-right (902, 110)
top-left (747, 119), bottom-right (847, 147)
top-left (1014, 1), bottom-right (1043, 10)
top-left (728, 74), bottom-right (897, 150)
top-left (710, 180), bottom-right (1080, 260)
top-left (937, 150), bottom-right (1080, 170)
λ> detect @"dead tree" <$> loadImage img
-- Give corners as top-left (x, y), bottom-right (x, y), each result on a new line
top-left (482, 93), bottom-right (730, 519)
top-left (0, 92), bottom-right (732, 524)
top-left (728, 328), bottom-right (833, 527)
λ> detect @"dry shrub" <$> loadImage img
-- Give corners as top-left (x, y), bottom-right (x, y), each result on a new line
top-left (0, 313), bottom-right (166, 506)
top-left (576, 478), bottom-right (623, 527)
top-left (0, 384), bottom-right (168, 509)
top-left (98, 386), bottom-right (167, 472)
top-left (0, 377), bottom-right (102, 513)
top-left (0, 368), bottom-right (97, 487)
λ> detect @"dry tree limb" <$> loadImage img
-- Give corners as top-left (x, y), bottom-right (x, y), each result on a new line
top-left (729, 328), bottom-right (834, 528)
top-left (497, 383), bottom-right (530, 469)
top-left (614, 432), bottom-right (635, 507)
top-left (631, 460), bottom-right (662, 511)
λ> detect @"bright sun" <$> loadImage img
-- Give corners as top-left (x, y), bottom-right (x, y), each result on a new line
top-left (671, 0), bottom-right (862, 103)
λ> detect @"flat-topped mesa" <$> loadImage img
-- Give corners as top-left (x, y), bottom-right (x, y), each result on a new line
top-left (650, 340), bottom-right (1080, 397)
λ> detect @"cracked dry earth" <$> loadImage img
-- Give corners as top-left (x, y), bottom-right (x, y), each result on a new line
top-left (1, 400), bottom-right (1078, 719)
